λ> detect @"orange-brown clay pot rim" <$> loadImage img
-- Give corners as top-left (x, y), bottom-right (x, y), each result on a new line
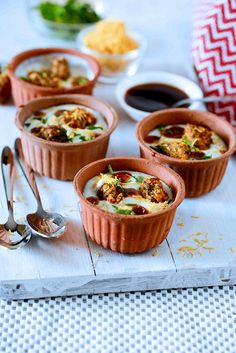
top-left (74, 156), bottom-right (185, 220)
top-left (136, 108), bottom-right (236, 166)
top-left (16, 94), bottom-right (118, 148)
top-left (8, 47), bottom-right (101, 93)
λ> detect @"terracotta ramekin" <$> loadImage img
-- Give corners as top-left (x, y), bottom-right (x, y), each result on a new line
top-left (136, 108), bottom-right (236, 197)
top-left (15, 94), bottom-right (118, 181)
top-left (74, 157), bottom-right (185, 254)
top-left (8, 47), bottom-right (101, 107)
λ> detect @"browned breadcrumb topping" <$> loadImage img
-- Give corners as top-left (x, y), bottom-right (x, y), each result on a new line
top-left (31, 125), bottom-right (68, 142)
top-left (51, 56), bottom-right (70, 80)
top-left (155, 141), bottom-right (190, 160)
top-left (184, 123), bottom-right (212, 150)
top-left (99, 183), bottom-right (124, 204)
top-left (59, 107), bottom-right (96, 129)
top-left (139, 178), bottom-right (169, 203)
top-left (24, 56), bottom-right (88, 88)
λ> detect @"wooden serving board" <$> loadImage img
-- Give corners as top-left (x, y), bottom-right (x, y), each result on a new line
top-left (1, 85), bottom-right (236, 300)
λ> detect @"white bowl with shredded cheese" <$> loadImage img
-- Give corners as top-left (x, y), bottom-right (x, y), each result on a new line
top-left (76, 21), bottom-right (147, 83)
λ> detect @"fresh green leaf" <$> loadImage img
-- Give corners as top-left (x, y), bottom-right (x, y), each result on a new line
top-left (36, 0), bottom-right (101, 24)
top-left (202, 155), bottom-right (212, 160)
top-left (182, 136), bottom-right (196, 151)
top-left (157, 124), bottom-right (167, 131)
top-left (79, 135), bottom-right (86, 141)
top-left (108, 164), bottom-right (114, 175)
top-left (77, 77), bottom-right (89, 86)
top-left (87, 125), bottom-right (104, 131)
top-left (41, 118), bottom-right (47, 124)
top-left (113, 205), bottom-right (135, 215)
top-left (133, 175), bottom-right (145, 183)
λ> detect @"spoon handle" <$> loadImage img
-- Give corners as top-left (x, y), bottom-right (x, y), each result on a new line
top-left (1, 146), bottom-right (17, 229)
top-left (14, 139), bottom-right (43, 209)
top-left (173, 95), bottom-right (236, 108)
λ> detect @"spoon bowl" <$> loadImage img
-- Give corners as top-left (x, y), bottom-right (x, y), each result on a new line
top-left (0, 224), bottom-right (32, 249)
top-left (14, 139), bottom-right (67, 239)
top-left (26, 211), bottom-right (67, 239)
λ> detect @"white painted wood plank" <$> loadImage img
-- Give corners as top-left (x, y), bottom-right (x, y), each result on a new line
top-left (0, 108), bottom-right (94, 283)
top-left (168, 158), bottom-right (236, 271)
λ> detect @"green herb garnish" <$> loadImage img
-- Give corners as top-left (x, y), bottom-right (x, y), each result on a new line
top-left (133, 175), bottom-right (145, 183)
top-left (25, 123), bottom-right (30, 128)
top-left (182, 136), bottom-right (197, 151)
top-left (157, 125), bottom-right (167, 131)
top-left (36, 0), bottom-right (101, 24)
top-left (79, 135), bottom-right (86, 141)
top-left (87, 125), bottom-right (104, 131)
top-left (77, 77), bottom-right (89, 86)
top-left (202, 155), bottom-right (212, 160)
top-left (108, 164), bottom-right (114, 175)
top-left (113, 205), bottom-right (135, 215)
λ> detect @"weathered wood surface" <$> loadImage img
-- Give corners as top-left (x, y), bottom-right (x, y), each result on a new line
top-left (0, 85), bottom-right (236, 300)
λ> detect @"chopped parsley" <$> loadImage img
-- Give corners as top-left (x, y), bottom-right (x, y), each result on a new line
top-left (202, 155), bottom-right (212, 160)
top-left (108, 164), bottom-right (114, 175)
top-left (77, 77), bottom-right (89, 86)
top-left (157, 125), bottom-right (167, 131)
top-left (36, 0), bottom-right (101, 24)
top-left (133, 175), bottom-right (145, 183)
top-left (87, 125), bottom-right (104, 131)
top-left (182, 136), bottom-right (196, 151)
top-left (25, 123), bottom-right (30, 128)
top-left (113, 205), bottom-right (135, 215)
top-left (32, 117), bottom-right (47, 124)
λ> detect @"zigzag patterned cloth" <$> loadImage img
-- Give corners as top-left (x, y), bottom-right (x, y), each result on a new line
top-left (193, 0), bottom-right (236, 127)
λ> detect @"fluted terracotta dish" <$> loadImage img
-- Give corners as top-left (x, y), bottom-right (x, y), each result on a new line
top-left (8, 47), bottom-right (101, 107)
top-left (15, 94), bottom-right (118, 180)
top-left (136, 108), bottom-right (236, 197)
top-left (74, 157), bottom-right (185, 254)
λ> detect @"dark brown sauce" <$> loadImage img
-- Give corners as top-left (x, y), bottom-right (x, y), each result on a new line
top-left (132, 205), bottom-right (149, 215)
top-left (144, 135), bottom-right (160, 144)
top-left (160, 126), bottom-right (184, 138)
top-left (124, 188), bottom-right (140, 197)
top-left (125, 83), bottom-right (189, 112)
top-left (87, 196), bottom-right (99, 205)
top-left (113, 172), bottom-right (132, 183)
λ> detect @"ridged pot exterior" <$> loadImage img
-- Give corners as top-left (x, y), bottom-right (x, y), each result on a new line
top-left (16, 94), bottom-right (118, 181)
top-left (81, 200), bottom-right (176, 253)
top-left (8, 47), bottom-right (101, 107)
top-left (140, 146), bottom-right (229, 197)
top-left (136, 108), bottom-right (236, 198)
top-left (10, 78), bottom-right (94, 107)
top-left (74, 157), bottom-right (185, 254)
top-left (21, 135), bottom-right (109, 180)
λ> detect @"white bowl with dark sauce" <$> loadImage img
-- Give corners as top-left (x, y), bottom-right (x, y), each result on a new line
top-left (116, 71), bottom-right (204, 122)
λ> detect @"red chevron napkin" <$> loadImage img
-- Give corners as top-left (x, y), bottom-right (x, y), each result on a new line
top-left (192, 0), bottom-right (236, 127)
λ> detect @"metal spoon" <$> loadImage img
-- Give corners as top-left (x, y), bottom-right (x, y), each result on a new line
top-left (172, 94), bottom-right (236, 108)
top-left (14, 139), bottom-right (66, 239)
top-left (0, 146), bottom-right (32, 250)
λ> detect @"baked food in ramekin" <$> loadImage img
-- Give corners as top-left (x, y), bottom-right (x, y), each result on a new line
top-left (8, 47), bottom-right (101, 107)
top-left (15, 94), bottom-right (118, 180)
top-left (74, 157), bottom-right (185, 253)
top-left (136, 108), bottom-right (236, 197)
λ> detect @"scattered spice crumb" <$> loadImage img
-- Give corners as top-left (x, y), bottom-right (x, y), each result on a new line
top-left (178, 232), bottom-right (214, 257)
top-left (93, 251), bottom-right (103, 257)
top-left (177, 222), bottom-right (185, 228)
top-left (191, 215), bottom-right (200, 219)
top-left (152, 249), bottom-right (159, 257)
top-left (179, 239), bottom-right (187, 243)
top-left (228, 247), bottom-right (236, 253)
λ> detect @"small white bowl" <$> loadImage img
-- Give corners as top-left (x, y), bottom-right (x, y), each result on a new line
top-left (116, 71), bottom-right (204, 122)
top-left (77, 26), bottom-right (147, 84)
